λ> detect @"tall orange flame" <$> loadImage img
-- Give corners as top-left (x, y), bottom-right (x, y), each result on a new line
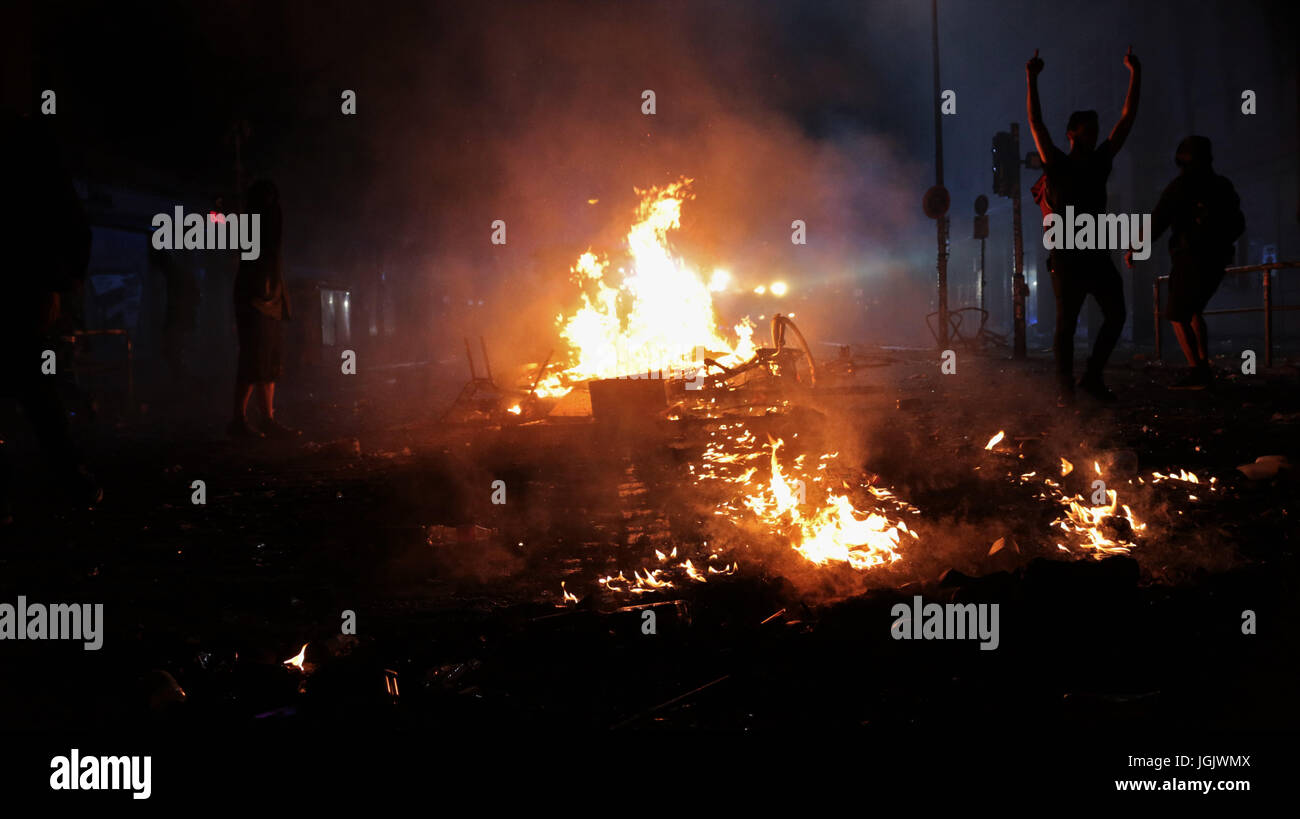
top-left (537, 180), bottom-right (755, 396)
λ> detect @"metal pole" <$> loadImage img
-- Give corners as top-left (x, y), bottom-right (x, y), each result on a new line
top-left (529, 350), bottom-right (553, 398)
top-left (1153, 278), bottom-right (1162, 362)
top-left (979, 237), bottom-right (986, 313)
top-left (931, 0), bottom-right (948, 347)
top-left (125, 332), bottom-right (134, 413)
top-left (1263, 269), bottom-right (1272, 368)
top-left (479, 336), bottom-right (494, 383)
top-left (464, 337), bottom-right (477, 380)
top-left (1011, 123), bottom-right (1026, 359)
top-left (232, 120), bottom-right (246, 208)
top-left (235, 131), bottom-right (242, 207)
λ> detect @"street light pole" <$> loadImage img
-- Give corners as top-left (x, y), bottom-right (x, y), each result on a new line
top-left (931, 0), bottom-right (949, 348)
top-left (1011, 123), bottom-right (1027, 359)
top-left (974, 195), bottom-right (989, 316)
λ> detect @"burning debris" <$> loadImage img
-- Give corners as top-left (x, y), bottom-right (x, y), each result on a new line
top-left (988, 437), bottom-right (1236, 561)
top-left (1050, 485), bottom-right (1147, 558)
top-left (535, 180), bottom-right (757, 399)
top-left (697, 421), bottom-right (920, 571)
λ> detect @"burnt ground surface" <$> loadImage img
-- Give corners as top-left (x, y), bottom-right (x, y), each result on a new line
top-left (1, 342), bottom-right (1298, 799)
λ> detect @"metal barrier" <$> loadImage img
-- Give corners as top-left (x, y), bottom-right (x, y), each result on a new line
top-left (1153, 260), bottom-right (1300, 367)
top-left (925, 306), bottom-right (1007, 351)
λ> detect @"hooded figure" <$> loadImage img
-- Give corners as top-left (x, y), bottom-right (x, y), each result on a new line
top-left (1146, 136), bottom-right (1245, 388)
top-left (1154, 136), bottom-right (1245, 260)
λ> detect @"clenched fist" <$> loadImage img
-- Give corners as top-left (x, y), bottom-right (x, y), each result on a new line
top-left (1123, 45), bottom-right (1140, 72)
top-left (1026, 49), bottom-right (1044, 77)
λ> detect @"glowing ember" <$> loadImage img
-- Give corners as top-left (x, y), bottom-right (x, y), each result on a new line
top-left (283, 643), bottom-right (308, 671)
top-left (536, 180), bottom-right (756, 397)
top-left (682, 559), bottom-right (706, 583)
top-left (1039, 458), bottom-right (1147, 558)
top-left (1152, 469), bottom-right (1202, 485)
top-left (985, 431), bottom-right (1006, 450)
top-left (1150, 468), bottom-right (1218, 503)
top-left (598, 568), bottom-right (681, 595)
top-left (1052, 487), bottom-right (1147, 557)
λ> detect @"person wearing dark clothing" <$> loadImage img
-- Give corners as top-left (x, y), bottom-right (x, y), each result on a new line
top-left (148, 245), bottom-right (200, 382)
top-left (230, 179), bottom-right (299, 439)
top-left (0, 112), bottom-right (101, 525)
top-left (1128, 136), bottom-right (1244, 389)
top-left (1026, 48), bottom-right (1141, 405)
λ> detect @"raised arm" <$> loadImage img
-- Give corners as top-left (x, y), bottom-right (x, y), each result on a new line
top-left (1025, 50), bottom-right (1055, 164)
top-left (1108, 47), bottom-right (1142, 154)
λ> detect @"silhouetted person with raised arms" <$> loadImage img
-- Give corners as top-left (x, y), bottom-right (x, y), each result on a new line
top-left (1027, 47), bottom-right (1141, 406)
top-left (1128, 136), bottom-right (1244, 389)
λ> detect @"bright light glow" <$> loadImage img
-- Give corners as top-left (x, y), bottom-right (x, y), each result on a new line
top-left (770, 281), bottom-right (788, 296)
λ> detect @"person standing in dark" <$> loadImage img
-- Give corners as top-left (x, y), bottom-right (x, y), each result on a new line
top-left (1128, 136), bottom-right (1244, 389)
top-left (0, 110), bottom-right (101, 525)
top-left (1027, 47), bottom-right (1141, 405)
top-left (148, 244), bottom-right (199, 384)
top-left (230, 179), bottom-right (300, 439)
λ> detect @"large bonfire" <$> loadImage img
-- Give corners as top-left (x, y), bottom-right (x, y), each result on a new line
top-left (535, 180), bottom-right (755, 397)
